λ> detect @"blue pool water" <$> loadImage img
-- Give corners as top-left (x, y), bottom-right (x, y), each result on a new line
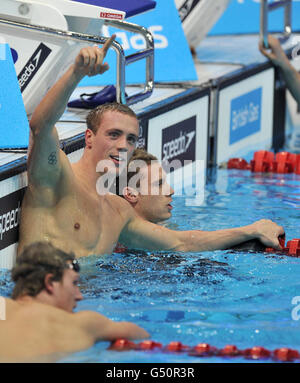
top-left (0, 168), bottom-right (299, 363)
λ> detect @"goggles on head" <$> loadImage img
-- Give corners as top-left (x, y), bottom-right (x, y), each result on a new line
top-left (66, 259), bottom-right (80, 273)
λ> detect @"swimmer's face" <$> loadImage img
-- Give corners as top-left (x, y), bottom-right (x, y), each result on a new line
top-left (53, 268), bottom-right (83, 312)
top-left (127, 163), bottom-right (174, 223)
top-left (87, 111), bottom-right (139, 175)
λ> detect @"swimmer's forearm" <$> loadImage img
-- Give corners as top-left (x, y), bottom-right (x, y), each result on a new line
top-left (177, 219), bottom-right (283, 251)
top-left (96, 321), bottom-right (149, 341)
top-left (109, 322), bottom-right (150, 341)
top-left (277, 61), bottom-right (300, 105)
top-left (30, 65), bottom-right (83, 135)
top-left (176, 226), bottom-right (255, 252)
top-left (79, 311), bottom-right (149, 341)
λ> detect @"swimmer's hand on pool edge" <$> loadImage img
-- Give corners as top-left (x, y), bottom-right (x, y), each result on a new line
top-left (248, 219), bottom-right (285, 251)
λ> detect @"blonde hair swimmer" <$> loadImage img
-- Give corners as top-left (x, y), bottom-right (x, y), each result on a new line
top-left (18, 36), bottom-right (284, 258)
top-left (0, 242), bottom-right (148, 363)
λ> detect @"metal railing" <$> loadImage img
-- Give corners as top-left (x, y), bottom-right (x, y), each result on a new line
top-left (0, 17), bottom-right (154, 105)
top-left (105, 19), bottom-right (154, 105)
top-left (260, 0), bottom-right (292, 48)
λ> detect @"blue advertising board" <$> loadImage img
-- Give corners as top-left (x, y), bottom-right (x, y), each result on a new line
top-left (230, 87), bottom-right (262, 145)
top-left (79, 0), bottom-right (197, 86)
top-left (0, 43), bottom-right (29, 148)
top-left (210, 0), bottom-right (300, 35)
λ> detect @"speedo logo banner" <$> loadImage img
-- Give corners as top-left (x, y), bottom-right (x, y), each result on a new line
top-left (0, 188), bottom-right (25, 250)
top-left (18, 43), bottom-right (52, 93)
top-left (177, 0), bottom-right (202, 22)
top-left (230, 87), bottom-right (262, 145)
top-left (161, 116), bottom-right (196, 172)
top-left (137, 120), bottom-right (148, 150)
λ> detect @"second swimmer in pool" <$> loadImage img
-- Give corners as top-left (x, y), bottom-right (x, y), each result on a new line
top-left (118, 148), bottom-right (282, 252)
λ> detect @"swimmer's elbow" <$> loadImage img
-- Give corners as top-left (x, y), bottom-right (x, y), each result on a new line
top-left (169, 231), bottom-right (189, 252)
top-left (174, 231), bottom-right (206, 252)
top-left (172, 240), bottom-right (187, 252)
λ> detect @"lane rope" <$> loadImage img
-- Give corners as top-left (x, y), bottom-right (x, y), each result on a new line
top-left (109, 339), bottom-right (300, 362)
top-left (227, 150), bottom-right (300, 174)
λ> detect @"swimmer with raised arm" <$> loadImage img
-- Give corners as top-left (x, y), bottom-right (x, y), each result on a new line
top-left (0, 242), bottom-right (148, 362)
top-left (18, 36), bottom-right (284, 257)
top-left (259, 35), bottom-right (300, 105)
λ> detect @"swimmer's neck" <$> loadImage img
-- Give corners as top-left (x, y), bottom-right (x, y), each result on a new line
top-left (72, 155), bottom-right (122, 195)
top-left (72, 156), bottom-right (100, 191)
top-left (14, 295), bottom-right (35, 304)
top-left (14, 291), bottom-right (58, 308)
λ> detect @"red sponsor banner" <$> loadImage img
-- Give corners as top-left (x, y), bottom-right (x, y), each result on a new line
top-left (99, 11), bottom-right (123, 20)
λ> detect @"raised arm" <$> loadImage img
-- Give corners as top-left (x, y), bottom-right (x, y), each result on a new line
top-left (28, 36), bottom-right (115, 188)
top-left (76, 311), bottom-right (149, 342)
top-left (259, 35), bottom-right (300, 105)
top-left (120, 214), bottom-right (285, 252)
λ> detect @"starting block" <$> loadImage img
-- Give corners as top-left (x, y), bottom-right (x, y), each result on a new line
top-left (0, 0), bottom-right (156, 116)
top-left (174, 0), bottom-right (230, 48)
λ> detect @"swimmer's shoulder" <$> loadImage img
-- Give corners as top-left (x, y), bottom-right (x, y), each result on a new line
top-left (1, 297), bottom-right (30, 318)
top-left (1, 296), bottom-right (16, 307)
top-left (103, 193), bottom-right (136, 220)
top-left (25, 150), bottom-right (76, 202)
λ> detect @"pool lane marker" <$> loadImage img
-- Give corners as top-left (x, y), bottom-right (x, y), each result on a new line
top-left (232, 236), bottom-right (300, 257)
top-left (226, 150), bottom-right (300, 174)
top-left (109, 339), bottom-right (300, 362)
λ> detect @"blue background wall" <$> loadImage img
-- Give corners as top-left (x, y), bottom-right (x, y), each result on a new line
top-left (209, 0), bottom-right (300, 35)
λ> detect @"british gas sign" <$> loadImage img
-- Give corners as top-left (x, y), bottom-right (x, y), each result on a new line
top-left (229, 88), bottom-right (262, 145)
top-left (216, 68), bottom-right (274, 164)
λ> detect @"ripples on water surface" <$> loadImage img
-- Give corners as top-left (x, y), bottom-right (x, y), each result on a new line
top-left (0, 169), bottom-right (299, 362)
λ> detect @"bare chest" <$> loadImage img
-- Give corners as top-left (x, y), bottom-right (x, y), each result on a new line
top-left (52, 189), bottom-right (123, 255)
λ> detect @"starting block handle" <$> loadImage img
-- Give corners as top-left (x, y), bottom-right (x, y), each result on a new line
top-left (260, 0), bottom-right (292, 49)
top-left (0, 16), bottom-right (154, 106)
top-left (105, 19), bottom-right (154, 105)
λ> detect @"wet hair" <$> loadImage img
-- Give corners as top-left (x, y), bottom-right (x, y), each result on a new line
top-left (126, 148), bottom-right (158, 189)
top-left (86, 102), bottom-right (138, 134)
top-left (11, 242), bottom-right (76, 299)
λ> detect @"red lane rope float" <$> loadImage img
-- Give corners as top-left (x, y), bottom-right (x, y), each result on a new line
top-left (262, 237), bottom-right (300, 258)
top-left (227, 151), bottom-right (300, 174)
top-left (284, 239), bottom-right (300, 257)
top-left (264, 237), bottom-right (300, 258)
top-left (227, 158), bottom-right (251, 170)
top-left (250, 151), bottom-right (275, 173)
top-left (109, 340), bottom-right (300, 362)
